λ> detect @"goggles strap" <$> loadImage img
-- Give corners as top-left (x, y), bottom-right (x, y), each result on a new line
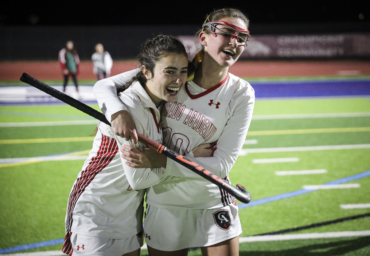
top-left (202, 15), bottom-right (211, 31)
top-left (203, 20), bottom-right (250, 38)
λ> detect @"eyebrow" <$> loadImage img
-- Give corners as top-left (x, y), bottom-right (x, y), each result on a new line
top-left (165, 67), bottom-right (188, 70)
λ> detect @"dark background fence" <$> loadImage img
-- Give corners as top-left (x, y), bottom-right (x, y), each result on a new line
top-left (1, 22), bottom-right (369, 60)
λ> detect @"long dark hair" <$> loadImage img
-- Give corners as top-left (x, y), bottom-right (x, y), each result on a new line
top-left (118, 34), bottom-right (188, 93)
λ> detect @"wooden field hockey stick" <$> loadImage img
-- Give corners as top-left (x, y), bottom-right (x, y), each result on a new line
top-left (20, 73), bottom-right (251, 204)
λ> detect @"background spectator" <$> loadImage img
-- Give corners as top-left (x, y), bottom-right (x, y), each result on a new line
top-left (92, 43), bottom-right (113, 80)
top-left (59, 41), bottom-right (80, 93)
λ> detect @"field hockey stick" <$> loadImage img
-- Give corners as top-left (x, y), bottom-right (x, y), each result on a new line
top-left (20, 73), bottom-right (252, 204)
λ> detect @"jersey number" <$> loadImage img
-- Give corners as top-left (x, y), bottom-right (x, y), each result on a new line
top-left (162, 127), bottom-right (190, 154)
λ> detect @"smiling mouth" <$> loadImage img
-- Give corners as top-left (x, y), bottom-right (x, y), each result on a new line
top-left (166, 86), bottom-right (181, 95)
top-left (222, 49), bottom-right (236, 57)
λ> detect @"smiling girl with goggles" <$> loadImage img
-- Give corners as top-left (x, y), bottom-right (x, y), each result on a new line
top-left (202, 21), bottom-right (251, 45)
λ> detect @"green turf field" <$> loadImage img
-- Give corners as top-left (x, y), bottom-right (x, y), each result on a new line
top-left (0, 97), bottom-right (369, 255)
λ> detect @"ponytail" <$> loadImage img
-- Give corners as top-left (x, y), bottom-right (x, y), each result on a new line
top-left (187, 50), bottom-right (204, 81)
top-left (117, 71), bottom-right (147, 93)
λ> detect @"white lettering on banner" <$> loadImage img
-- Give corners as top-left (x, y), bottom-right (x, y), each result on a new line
top-left (245, 40), bottom-right (271, 56)
top-left (177, 36), bottom-right (201, 59)
top-left (277, 48), bottom-right (344, 57)
top-left (277, 35), bottom-right (345, 45)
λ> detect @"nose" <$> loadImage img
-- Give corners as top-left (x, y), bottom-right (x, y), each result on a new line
top-left (229, 35), bottom-right (238, 46)
top-left (175, 76), bottom-right (183, 84)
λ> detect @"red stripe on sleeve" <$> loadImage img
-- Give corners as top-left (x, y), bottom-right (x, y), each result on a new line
top-left (64, 134), bottom-right (118, 236)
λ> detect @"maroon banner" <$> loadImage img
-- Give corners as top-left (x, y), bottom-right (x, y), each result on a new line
top-left (178, 34), bottom-right (370, 59)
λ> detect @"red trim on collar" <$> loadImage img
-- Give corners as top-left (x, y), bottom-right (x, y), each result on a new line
top-left (185, 73), bottom-right (229, 99)
top-left (150, 108), bottom-right (160, 133)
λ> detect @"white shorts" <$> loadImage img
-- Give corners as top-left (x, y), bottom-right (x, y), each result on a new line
top-left (143, 204), bottom-right (242, 251)
top-left (70, 232), bottom-right (143, 256)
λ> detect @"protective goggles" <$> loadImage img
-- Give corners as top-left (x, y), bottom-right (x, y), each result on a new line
top-left (202, 21), bottom-right (250, 45)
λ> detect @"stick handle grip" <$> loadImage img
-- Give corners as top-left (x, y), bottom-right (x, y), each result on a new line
top-left (137, 134), bottom-right (162, 151)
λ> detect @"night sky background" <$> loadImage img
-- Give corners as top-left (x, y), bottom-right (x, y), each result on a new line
top-left (1, 0), bottom-right (368, 27)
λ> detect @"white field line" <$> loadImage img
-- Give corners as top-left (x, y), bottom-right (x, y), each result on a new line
top-left (0, 156), bottom-right (87, 164)
top-left (244, 139), bottom-right (258, 145)
top-left (340, 204), bottom-right (370, 209)
top-left (0, 121), bottom-right (98, 127)
top-left (252, 112), bottom-right (370, 120)
top-left (6, 231), bottom-right (370, 255)
top-left (303, 184), bottom-right (360, 190)
top-left (239, 230), bottom-right (370, 243)
top-left (253, 158), bottom-right (299, 164)
top-left (276, 169), bottom-right (327, 176)
top-left (0, 245), bottom-right (149, 256)
top-left (239, 144), bottom-right (370, 156)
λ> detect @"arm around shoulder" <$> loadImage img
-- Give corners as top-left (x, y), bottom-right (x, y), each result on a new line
top-left (93, 68), bottom-right (140, 123)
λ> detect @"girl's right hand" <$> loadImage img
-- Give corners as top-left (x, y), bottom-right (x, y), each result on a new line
top-left (120, 144), bottom-right (167, 168)
top-left (192, 143), bottom-right (217, 157)
top-left (111, 110), bottom-right (138, 144)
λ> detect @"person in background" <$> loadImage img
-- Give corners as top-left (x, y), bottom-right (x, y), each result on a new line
top-left (92, 43), bottom-right (113, 80)
top-left (59, 41), bottom-right (80, 93)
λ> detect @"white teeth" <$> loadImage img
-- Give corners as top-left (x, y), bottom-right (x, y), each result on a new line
top-left (167, 87), bottom-right (180, 92)
top-left (223, 50), bottom-right (235, 56)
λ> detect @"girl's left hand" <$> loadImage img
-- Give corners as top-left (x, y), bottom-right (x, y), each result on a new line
top-left (120, 144), bottom-right (166, 168)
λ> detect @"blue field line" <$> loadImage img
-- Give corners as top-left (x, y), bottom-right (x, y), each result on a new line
top-left (238, 170), bottom-right (370, 209)
top-left (0, 239), bottom-right (64, 254)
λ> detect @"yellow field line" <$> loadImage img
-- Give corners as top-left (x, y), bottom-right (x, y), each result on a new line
top-left (248, 127), bottom-right (370, 136)
top-left (0, 160), bottom-right (41, 168)
top-left (0, 137), bottom-right (93, 144)
top-left (67, 149), bottom-right (90, 156)
top-left (1, 127), bottom-right (369, 145)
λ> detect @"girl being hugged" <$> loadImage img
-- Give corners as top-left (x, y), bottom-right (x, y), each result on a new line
top-left (93, 8), bottom-right (255, 256)
top-left (62, 35), bottom-right (209, 256)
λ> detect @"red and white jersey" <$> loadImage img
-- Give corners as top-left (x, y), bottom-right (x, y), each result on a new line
top-left (93, 71), bottom-right (255, 209)
top-left (147, 73), bottom-right (255, 209)
top-left (64, 81), bottom-right (168, 242)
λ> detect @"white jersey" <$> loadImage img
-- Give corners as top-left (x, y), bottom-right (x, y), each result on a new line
top-left (64, 81), bottom-right (170, 244)
top-left (92, 51), bottom-right (113, 75)
top-left (93, 71), bottom-right (255, 209)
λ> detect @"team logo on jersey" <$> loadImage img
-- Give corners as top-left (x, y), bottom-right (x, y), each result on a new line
top-left (213, 209), bottom-right (232, 230)
top-left (208, 100), bottom-right (220, 109)
top-left (76, 244), bottom-right (85, 250)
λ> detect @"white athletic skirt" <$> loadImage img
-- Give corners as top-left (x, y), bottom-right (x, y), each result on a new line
top-left (143, 203), bottom-right (242, 251)
top-left (69, 232), bottom-right (143, 256)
